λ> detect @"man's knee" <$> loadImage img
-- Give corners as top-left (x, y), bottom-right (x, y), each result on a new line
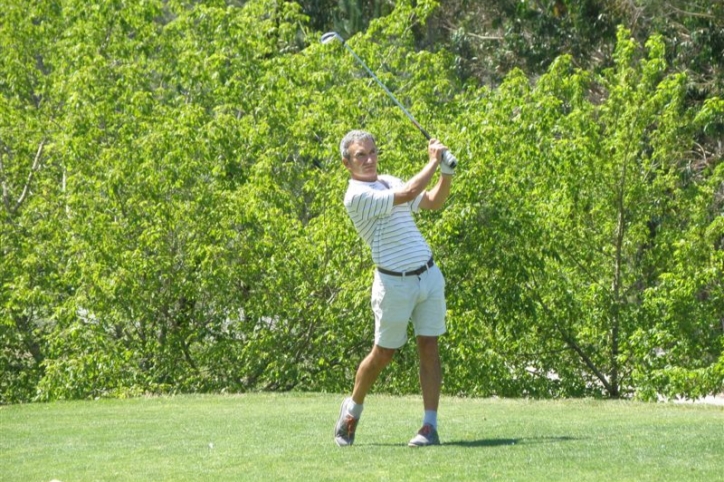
top-left (371, 345), bottom-right (396, 366)
top-left (416, 336), bottom-right (439, 358)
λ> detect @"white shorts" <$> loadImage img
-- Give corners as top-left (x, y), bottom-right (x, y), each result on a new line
top-left (371, 264), bottom-right (447, 349)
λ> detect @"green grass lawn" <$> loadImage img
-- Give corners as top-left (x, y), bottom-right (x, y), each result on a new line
top-left (1, 393), bottom-right (722, 481)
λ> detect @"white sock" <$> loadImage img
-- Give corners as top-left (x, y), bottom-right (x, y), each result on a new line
top-left (347, 399), bottom-right (364, 419)
top-left (423, 410), bottom-right (437, 429)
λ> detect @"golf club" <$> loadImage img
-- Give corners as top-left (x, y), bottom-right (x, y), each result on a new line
top-left (321, 31), bottom-right (457, 169)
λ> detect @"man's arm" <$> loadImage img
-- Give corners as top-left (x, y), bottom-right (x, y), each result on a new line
top-left (392, 138), bottom-right (450, 206)
top-left (419, 173), bottom-right (452, 211)
top-left (392, 158), bottom-right (439, 205)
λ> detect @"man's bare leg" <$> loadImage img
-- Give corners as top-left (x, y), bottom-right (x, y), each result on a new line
top-left (335, 345), bottom-right (395, 446)
top-left (407, 335), bottom-right (442, 446)
top-left (416, 336), bottom-right (441, 411)
top-left (352, 345), bottom-right (395, 404)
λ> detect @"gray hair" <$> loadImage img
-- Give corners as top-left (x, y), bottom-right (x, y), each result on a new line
top-left (340, 130), bottom-right (376, 160)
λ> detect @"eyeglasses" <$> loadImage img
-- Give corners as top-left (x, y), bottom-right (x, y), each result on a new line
top-left (352, 148), bottom-right (379, 161)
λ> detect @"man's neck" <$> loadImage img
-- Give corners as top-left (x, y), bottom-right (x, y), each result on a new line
top-left (351, 175), bottom-right (379, 183)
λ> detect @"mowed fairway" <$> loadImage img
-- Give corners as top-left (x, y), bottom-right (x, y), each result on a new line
top-left (1, 393), bottom-right (722, 481)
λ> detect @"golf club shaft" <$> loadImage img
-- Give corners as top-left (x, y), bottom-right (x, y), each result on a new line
top-left (322, 32), bottom-right (457, 168)
top-left (341, 44), bottom-right (431, 141)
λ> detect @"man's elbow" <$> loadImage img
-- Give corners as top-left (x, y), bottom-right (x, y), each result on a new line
top-left (428, 199), bottom-right (446, 211)
top-left (394, 186), bottom-right (422, 205)
top-left (421, 195), bottom-right (446, 210)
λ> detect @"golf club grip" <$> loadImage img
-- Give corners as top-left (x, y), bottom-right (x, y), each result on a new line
top-left (442, 150), bottom-right (458, 169)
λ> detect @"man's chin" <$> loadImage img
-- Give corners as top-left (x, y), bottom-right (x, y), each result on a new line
top-left (354, 173), bottom-right (378, 182)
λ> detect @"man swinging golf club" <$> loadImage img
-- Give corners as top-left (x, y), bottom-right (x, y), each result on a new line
top-left (334, 130), bottom-right (455, 447)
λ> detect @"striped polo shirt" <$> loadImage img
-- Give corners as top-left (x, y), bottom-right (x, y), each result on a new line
top-left (344, 174), bottom-right (432, 272)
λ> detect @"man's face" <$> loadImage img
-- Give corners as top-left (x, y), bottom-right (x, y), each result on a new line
top-left (343, 138), bottom-right (378, 182)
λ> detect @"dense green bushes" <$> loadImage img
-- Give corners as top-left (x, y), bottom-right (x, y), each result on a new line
top-left (1, 0), bottom-right (721, 403)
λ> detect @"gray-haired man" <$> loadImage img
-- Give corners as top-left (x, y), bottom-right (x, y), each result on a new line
top-left (334, 130), bottom-right (455, 447)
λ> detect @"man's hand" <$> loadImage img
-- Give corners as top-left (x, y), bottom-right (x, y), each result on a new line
top-left (428, 138), bottom-right (446, 164)
top-left (429, 138), bottom-right (456, 176)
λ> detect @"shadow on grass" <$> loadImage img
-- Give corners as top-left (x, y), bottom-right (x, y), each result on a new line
top-left (446, 436), bottom-right (578, 448)
top-left (366, 436), bottom-right (577, 448)
top-left (444, 438), bottom-right (520, 447)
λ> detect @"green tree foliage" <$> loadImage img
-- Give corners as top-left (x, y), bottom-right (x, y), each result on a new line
top-left (300, 0), bottom-right (395, 39)
top-left (424, 0), bottom-right (724, 98)
top-left (438, 27), bottom-right (723, 399)
top-left (1, 0), bottom-right (721, 403)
